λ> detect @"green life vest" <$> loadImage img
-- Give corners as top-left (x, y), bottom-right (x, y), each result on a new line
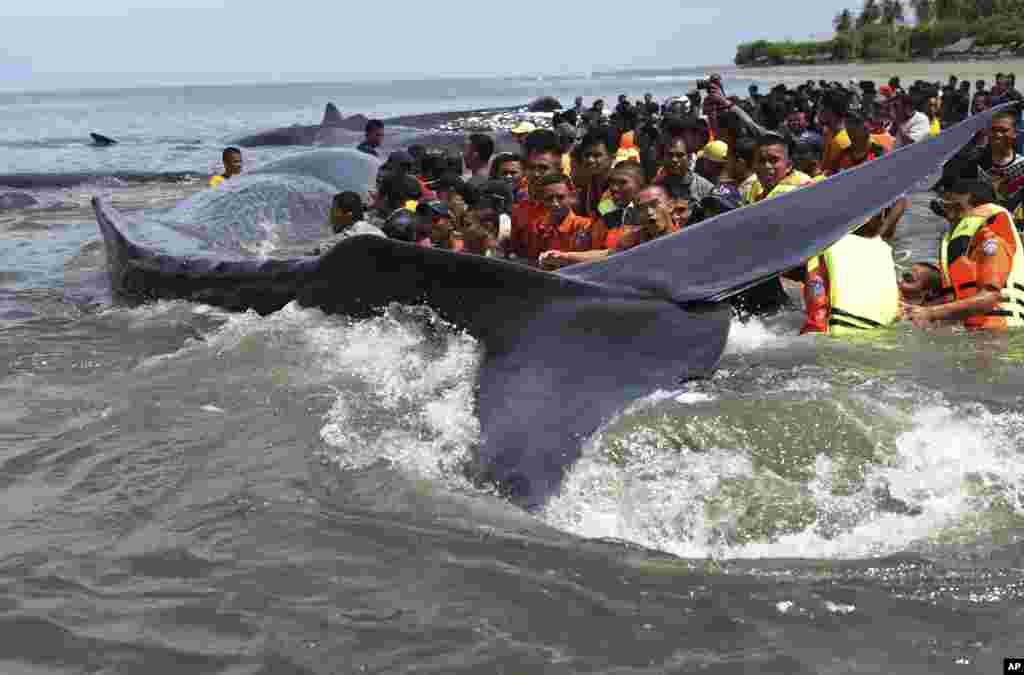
top-left (745, 170), bottom-right (813, 205)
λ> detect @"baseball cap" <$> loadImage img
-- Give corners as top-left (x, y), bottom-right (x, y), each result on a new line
top-left (703, 140), bottom-right (729, 163)
top-left (511, 121), bottom-right (537, 136)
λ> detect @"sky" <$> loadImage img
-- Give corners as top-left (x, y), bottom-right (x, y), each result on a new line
top-left (1, 0), bottom-right (862, 91)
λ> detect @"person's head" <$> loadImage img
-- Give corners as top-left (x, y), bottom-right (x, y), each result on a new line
top-left (701, 140), bottom-right (729, 180)
top-left (385, 150), bottom-right (415, 176)
top-left (749, 84), bottom-right (759, 97)
top-left (445, 178), bottom-right (477, 218)
top-left (365, 119), bottom-right (384, 147)
top-left (785, 110), bottom-right (807, 134)
top-left (381, 173), bottom-right (422, 210)
top-left (945, 179), bottom-right (997, 220)
top-left (635, 185), bottom-right (673, 236)
top-left (464, 133), bottom-right (495, 172)
top-left (660, 135), bottom-right (690, 177)
top-left (330, 191), bottom-right (365, 232)
top-left (416, 200), bottom-right (453, 246)
top-left (578, 127), bottom-right (620, 180)
top-left (793, 144), bottom-right (822, 178)
top-left (670, 197), bottom-right (692, 228)
top-left (845, 111), bottom-right (870, 151)
top-left (593, 99), bottom-right (605, 111)
top-left (222, 147), bottom-right (242, 177)
top-left (755, 133), bottom-right (791, 189)
top-left (608, 161), bottom-right (645, 208)
top-left (511, 122), bottom-right (537, 147)
top-left (575, 96), bottom-right (584, 108)
top-left (523, 130), bottom-right (563, 199)
top-left (407, 145), bottom-right (427, 172)
top-left (818, 90), bottom-right (850, 128)
top-left (538, 174), bottom-right (575, 223)
top-left (959, 80), bottom-right (971, 92)
top-left (928, 96), bottom-right (941, 119)
top-left (972, 93), bottom-right (991, 114)
top-left (888, 76), bottom-right (901, 90)
top-left (474, 180), bottom-right (515, 229)
top-left (990, 110), bottom-right (1019, 155)
top-left (996, 72), bottom-right (1009, 91)
top-left (976, 79), bottom-right (986, 92)
top-left (490, 153), bottom-right (524, 183)
top-left (555, 123), bottom-right (577, 154)
top-left (949, 75), bottom-right (958, 87)
top-left (618, 94), bottom-right (628, 104)
top-left (733, 137), bottom-right (757, 181)
top-left (644, 93), bottom-right (654, 103)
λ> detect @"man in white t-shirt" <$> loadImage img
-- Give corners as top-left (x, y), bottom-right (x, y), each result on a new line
top-left (892, 93), bottom-right (931, 147)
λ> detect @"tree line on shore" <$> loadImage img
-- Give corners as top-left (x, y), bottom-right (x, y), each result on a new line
top-left (735, 0), bottom-right (1024, 65)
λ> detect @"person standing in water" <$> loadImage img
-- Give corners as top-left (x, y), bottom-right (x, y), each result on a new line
top-left (208, 147), bottom-right (242, 188)
top-left (357, 120), bottom-right (384, 157)
top-left (901, 180), bottom-right (1024, 330)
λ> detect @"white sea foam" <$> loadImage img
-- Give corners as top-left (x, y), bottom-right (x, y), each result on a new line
top-left (723, 316), bottom-right (791, 354)
top-left (543, 388), bottom-right (1024, 560)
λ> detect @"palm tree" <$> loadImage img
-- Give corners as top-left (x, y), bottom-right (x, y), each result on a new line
top-left (933, 0), bottom-right (961, 21)
top-left (881, 0), bottom-right (905, 26)
top-left (834, 8), bottom-right (854, 33)
top-left (857, 0), bottom-right (883, 28)
top-left (910, 0), bottom-right (932, 24)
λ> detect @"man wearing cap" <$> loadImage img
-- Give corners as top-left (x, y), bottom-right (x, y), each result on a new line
top-left (416, 200), bottom-right (457, 249)
top-left (696, 140), bottom-right (729, 184)
top-left (511, 122), bottom-right (537, 152)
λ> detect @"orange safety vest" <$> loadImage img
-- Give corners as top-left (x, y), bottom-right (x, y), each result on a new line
top-left (940, 203), bottom-right (1024, 329)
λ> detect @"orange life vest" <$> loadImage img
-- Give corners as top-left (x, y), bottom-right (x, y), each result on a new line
top-left (940, 204), bottom-right (1024, 329)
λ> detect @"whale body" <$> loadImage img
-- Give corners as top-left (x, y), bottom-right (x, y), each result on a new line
top-left (95, 105), bottom-right (1004, 507)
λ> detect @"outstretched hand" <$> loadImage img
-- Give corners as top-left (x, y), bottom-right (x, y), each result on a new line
top-left (900, 301), bottom-right (933, 328)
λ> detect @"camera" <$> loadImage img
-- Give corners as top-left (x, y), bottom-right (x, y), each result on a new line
top-left (929, 198), bottom-right (947, 219)
top-left (696, 79), bottom-right (711, 91)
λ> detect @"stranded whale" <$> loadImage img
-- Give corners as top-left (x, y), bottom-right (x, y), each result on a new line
top-left (95, 106), bottom-right (1003, 507)
top-left (90, 133), bottom-right (118, 146)
top-left (232, 102), bottom-right (527, 147)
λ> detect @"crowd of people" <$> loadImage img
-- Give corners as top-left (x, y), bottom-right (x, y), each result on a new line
top-left (208, 70), bottom-right (1024, 333)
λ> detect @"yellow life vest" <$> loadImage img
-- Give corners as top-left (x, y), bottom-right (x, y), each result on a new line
top-left (930, 117), bottom-right (941, 137)
top-left (744, 170), bottom-right (813, 205)
top-left (208, 174), bottom-right (226, 188)
top-left (939, 203), bottom-right (1024, 327)
top-left (811, 234), bottom-right (900, 334)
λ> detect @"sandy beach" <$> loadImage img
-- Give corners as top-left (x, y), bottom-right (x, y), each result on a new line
top-left (728, 58), bottom-right (1024, 85)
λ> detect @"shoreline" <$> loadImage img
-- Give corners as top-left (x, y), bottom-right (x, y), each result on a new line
top-left (730, 58), bottom-right (1024, 85)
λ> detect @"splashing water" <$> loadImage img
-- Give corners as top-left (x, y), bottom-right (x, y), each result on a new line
top-left (543, 369), bottom-right (1024, 561)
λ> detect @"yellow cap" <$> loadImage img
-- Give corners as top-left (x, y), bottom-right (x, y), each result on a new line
top-left (704, 140), bottom-right (729, 163)
top-left (511, 121), bottom-right (537, 136)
